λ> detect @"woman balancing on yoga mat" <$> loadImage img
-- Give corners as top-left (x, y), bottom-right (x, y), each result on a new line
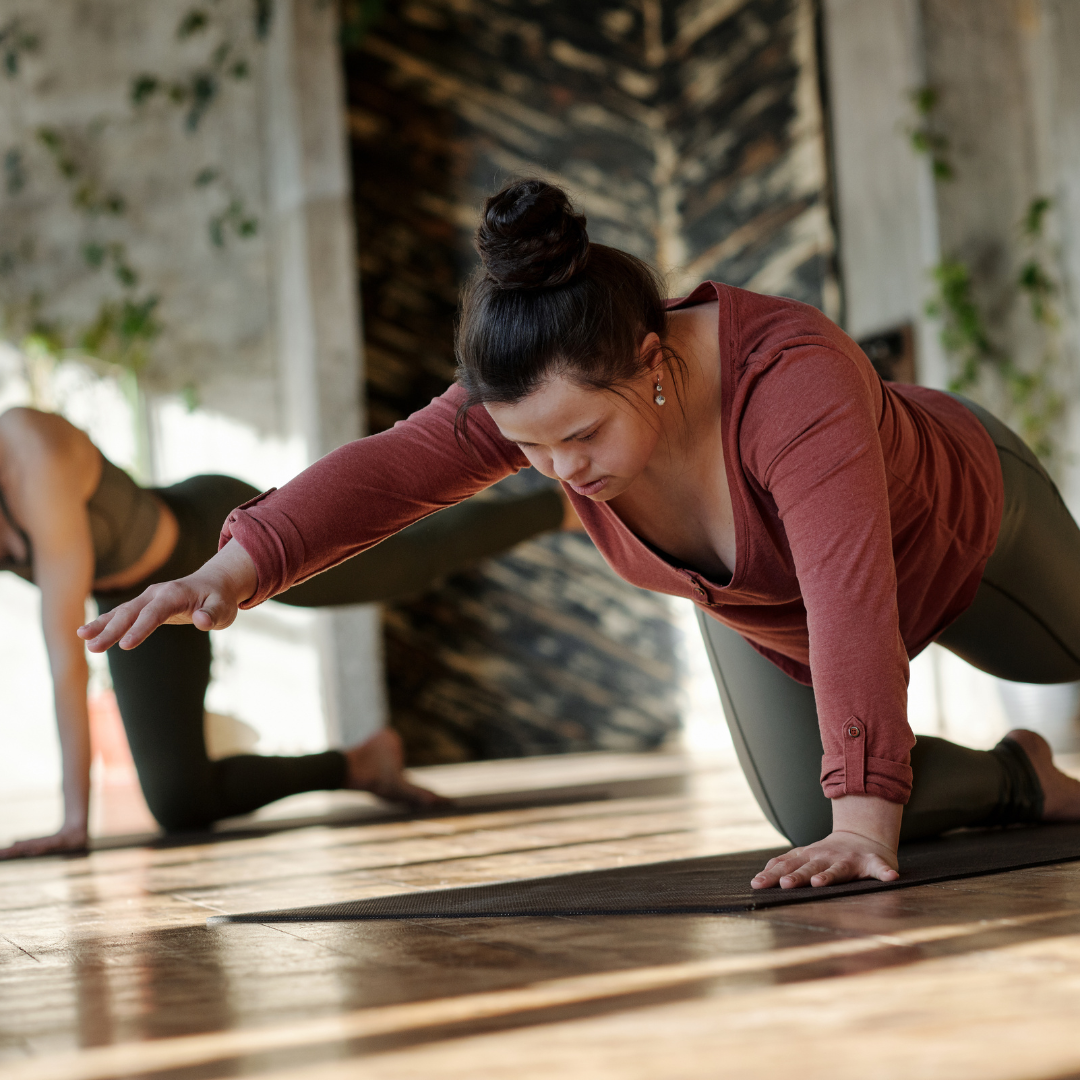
top-left (0, 406), bottom-right (571, 858)
top-left (82, 178), bottom-right (1080, 889)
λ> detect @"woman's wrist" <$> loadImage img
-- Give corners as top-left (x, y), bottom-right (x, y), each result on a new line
top-left (830, 793), bottom-right (903, 851)
top-left (61, 782), bottom-right (90, 830)
top-left (204, 539), bottom-right (258, 605)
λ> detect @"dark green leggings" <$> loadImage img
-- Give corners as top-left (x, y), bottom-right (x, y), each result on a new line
top-left (701, 396), bottom-right (1076, 846)
top-left (95, 476), bottom-right (562, 831)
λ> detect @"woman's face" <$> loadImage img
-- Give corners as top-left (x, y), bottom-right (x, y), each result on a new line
top-left (484, 367), bottom-right (663, 502)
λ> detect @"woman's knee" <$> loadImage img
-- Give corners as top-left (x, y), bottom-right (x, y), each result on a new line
top-left (140, 775), bottom-right (218, 832)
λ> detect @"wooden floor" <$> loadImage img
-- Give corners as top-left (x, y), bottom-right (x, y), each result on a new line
top-left (6, 750), bottom-right (1080, 1080)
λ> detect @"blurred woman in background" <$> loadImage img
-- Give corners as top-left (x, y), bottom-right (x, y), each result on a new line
top-left (0, 405), bottom-right (569, 857)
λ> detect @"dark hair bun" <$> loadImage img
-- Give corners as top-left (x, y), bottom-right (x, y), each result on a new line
top-left (476, 179), bottom-right (589, 289)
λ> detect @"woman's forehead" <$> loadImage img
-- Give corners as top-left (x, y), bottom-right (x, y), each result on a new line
top-left (484, 377), bottom-right (615, 443)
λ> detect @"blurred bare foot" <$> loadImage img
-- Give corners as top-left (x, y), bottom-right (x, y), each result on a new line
top-left (1007, 729), bottom-right (1080, 821)
top-left (344, 729), bottom-right (449, 809)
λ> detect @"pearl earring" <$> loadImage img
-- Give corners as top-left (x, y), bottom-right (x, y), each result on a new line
top-left (654, 376), bottom-right (666, 406)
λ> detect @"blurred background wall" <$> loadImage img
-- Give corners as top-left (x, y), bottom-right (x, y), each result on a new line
top-left (824, 0), bottom-right (1080, 748)
top-left (345, 0), bottom-right (838, 762)
top-left (1, 0), bottom-right (1080, 829)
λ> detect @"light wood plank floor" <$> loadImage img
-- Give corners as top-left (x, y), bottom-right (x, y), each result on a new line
top-left (5, 750), bottom-right (1080, 1080)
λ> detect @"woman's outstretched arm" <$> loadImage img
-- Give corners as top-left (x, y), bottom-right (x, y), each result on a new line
top-left (82, 386), bottom-right (526, 648)
top-left (222, 384), bottom-right (527, 607)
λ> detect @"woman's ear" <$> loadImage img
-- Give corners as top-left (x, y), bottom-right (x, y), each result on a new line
top-left (639, 332), bottom-right (664, 372)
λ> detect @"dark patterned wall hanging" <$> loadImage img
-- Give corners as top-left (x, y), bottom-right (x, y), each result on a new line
top-left (342, 0), bottom-right (837, 764)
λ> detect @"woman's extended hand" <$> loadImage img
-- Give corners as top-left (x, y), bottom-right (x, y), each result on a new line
top-left (0, 823), bottom-right (89, 860)
top-left (78, 539), bottom-right (258, 652)
top-left (751, 792), bottom-right (903, 889)
top-left (750, 830), bottom-right (899, 889)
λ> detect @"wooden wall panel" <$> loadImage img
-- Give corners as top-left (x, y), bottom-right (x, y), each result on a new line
top-left (342, 0), bottom-right (836, 764)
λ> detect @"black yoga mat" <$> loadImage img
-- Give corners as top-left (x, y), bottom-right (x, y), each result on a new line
top-left (207, 821), bottom-right (1080, 924)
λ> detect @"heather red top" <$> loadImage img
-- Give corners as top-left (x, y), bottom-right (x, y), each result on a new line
top-left (222, 283), bottom-right (1003, 804)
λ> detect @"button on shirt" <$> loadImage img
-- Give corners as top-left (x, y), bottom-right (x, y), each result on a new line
top-left (222, 283), bottom-right (1004, 805)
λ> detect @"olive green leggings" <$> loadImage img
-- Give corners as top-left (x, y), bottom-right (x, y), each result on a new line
top-left (700, 397), bottom-right (1076, 846)
top-left (95, 476), bottom-right (562, 831)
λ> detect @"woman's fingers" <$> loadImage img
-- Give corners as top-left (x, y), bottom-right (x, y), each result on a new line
top-left (780, 859), bottom-right (837, 889)
top-left (751, 852), bottom-right (815, 890)
top-left (751, 833), bottom-right (901, 890)
top-left (77, 611), bottom-right (112, 638)
top-left (864, 854), bottom-right (900, 882)
top-left (753, 854), bottom-right (851, 890)
top-left (79, 580), bottom-right (224, 652)
top-left (79, 599), bottom-right (145, 653)
top-left (116, 583), bottom-right (200, 648)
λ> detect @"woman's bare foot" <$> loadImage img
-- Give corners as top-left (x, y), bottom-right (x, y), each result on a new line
top-left (1007, 729), bottom-right (1080, 821)
top-left (344, 729), bottom-right (449, 809)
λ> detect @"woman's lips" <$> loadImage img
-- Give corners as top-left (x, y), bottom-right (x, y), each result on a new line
top-left (571, 476), bottom-right (609, 497)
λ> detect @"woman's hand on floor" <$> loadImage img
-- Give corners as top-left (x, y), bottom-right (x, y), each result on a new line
top-left (751, 792), bottom-right (903, 889)
top-left (750, 830), bottom-right (899, 889)
top-left (79, 539), bottom-right (258, 652)
top-left (0, 823), bottom-right (89, 860)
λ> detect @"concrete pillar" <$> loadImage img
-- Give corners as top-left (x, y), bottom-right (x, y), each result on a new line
top-left (262, 0), bottom-right (385, 746)
top-left (822, 0), bottom-right (948, 387)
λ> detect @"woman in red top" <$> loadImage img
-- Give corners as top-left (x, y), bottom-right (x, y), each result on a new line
top-left (81, 180), bottom-right (1080, 889)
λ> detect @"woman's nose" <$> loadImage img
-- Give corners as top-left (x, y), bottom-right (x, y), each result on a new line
top-left (551, 449), bottom-right (589, 483)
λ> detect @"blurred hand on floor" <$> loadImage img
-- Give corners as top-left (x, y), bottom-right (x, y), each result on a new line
top-left (0, 823), bottom-right (88, 860)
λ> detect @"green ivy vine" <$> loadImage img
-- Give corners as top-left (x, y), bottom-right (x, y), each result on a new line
top-left (0, 1), bottom-right (273, 393)
top-left (1, 0), bottom-right (377, 429)
top-left (910, 88), bottom-right (1066, 466)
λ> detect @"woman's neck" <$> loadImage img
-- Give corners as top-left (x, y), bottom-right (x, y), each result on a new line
top-left (606, 299), bottom-right (737, 579)
top-left (644, 302), bottom-right (724, 476)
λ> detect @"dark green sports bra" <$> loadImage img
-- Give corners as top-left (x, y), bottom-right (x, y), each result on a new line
top-left (0, 453), bottom-right (161, 583)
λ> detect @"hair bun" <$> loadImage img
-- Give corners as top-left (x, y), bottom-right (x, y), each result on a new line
top-left (476, 179), bottom-right (589, 289)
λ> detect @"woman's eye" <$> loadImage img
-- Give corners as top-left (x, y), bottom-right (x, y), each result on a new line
top-left (579, 429), bottom-right (599, 442)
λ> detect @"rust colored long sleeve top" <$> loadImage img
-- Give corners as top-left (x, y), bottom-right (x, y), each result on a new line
top-left (221, 283), bottom-right (1003, 804)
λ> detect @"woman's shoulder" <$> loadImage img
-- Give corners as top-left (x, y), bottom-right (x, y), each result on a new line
top-left (0, 406), bottom-right (85, 444)
top-left (0, 408), bottom-right (100, 491)
top-left (724, 286), bottom-right (852, 366)
top-left (670, 282), bottom-right (858, 371)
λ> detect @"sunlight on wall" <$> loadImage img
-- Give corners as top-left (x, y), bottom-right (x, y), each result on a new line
top-left (0, 575), bottom-right (58, 792)
top-left (150, 396), bottom-right (307, 490)
top-left (671, 597), bottom-right (734, 755)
